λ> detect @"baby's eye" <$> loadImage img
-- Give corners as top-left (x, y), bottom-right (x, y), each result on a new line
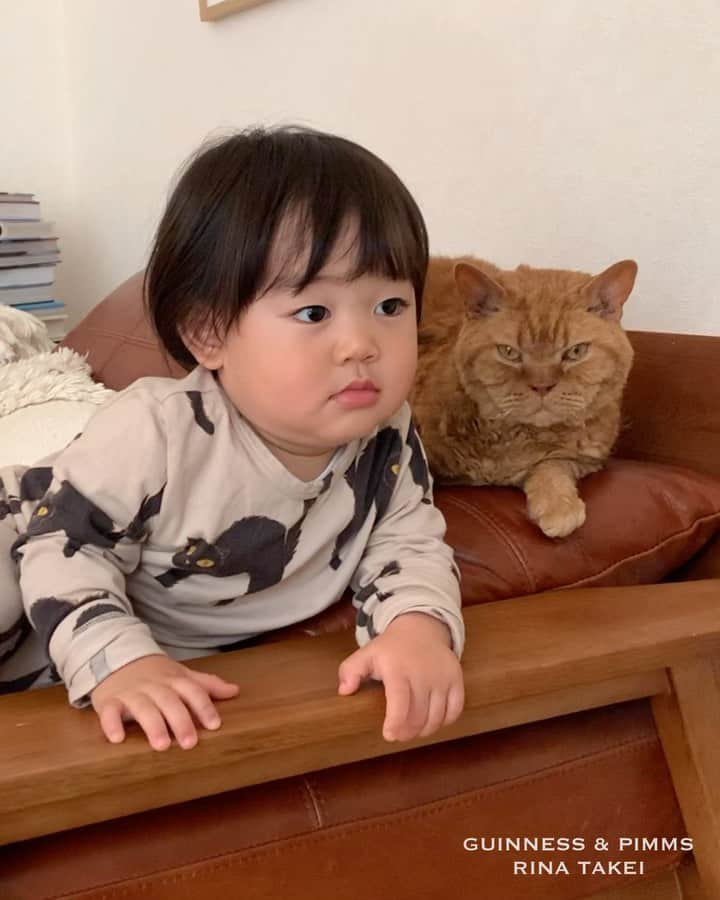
top-left (375, 297), bottom-right (410, 316)
top-left (293, 305), bottom-right (329, 324)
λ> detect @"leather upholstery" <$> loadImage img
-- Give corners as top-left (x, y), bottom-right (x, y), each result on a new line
top-left (11, 272), bottom-right (713, 898)
top-left (438, 462), bottom-right (720, 605)
top-left (3, 701), bottom-right (685, 900)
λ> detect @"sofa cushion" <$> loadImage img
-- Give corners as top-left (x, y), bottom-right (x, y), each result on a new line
top-left (252, 458), bottom-right (720, 645)
top-left (438, 458), bottom-right (720, 606)
top-left (0, 347), bottom-right (115, 467)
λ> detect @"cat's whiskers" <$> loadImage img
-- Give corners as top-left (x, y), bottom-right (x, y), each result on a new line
top-left (556, 394), bottom-right (586, 411)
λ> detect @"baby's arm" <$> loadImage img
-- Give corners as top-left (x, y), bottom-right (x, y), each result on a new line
top-left (15, 388), bottom-right (237, 748)
top-left (339, 412), bottom-right (465, 742)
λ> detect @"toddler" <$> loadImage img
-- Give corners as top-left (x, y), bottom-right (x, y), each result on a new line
top-left (0, 126), bottom-right (465, 750)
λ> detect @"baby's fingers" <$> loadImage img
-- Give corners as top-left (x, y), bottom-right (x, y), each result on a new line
top-left (444, 679), bottom-right (465, 727)
top-left (172, 678), bottom-right (224, 732)
top-left (188, 669), bottom-right (240, 700)
top-left (97, 698), bottom-right (127, 745)
top-left (128, 694), bottom-right (175, 751)
top-left (418, 689), bottom-right (449, 738)
top-left (382, 676), bottom-right (412, 742)
top-left (149, 685), bottom-right (200, 749)
top-left (99, 694), bottom-right (172, 751)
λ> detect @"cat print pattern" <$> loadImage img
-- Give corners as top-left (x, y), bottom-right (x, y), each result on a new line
top-left (0, 365), bottom-right (464, 705)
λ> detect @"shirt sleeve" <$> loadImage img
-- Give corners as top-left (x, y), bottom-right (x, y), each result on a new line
top-left (13, 386), bottom-right (169, 706)
top-left (349, 405), bottom-right (465, 658)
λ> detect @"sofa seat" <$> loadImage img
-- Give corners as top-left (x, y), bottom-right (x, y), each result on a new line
top-left (2, 700), bottom-right (686, 900)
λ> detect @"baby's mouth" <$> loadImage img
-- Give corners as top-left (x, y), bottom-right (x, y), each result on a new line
top-left (332, 383), bottom-right (380, 408)
top-left (333, 377), bottom-right (379, 395)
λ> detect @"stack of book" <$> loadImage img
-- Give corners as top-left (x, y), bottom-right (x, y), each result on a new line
top-left (0, 192), bottom-right (67, 341)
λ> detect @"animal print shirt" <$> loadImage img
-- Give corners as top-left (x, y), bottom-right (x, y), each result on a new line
top-left (2, 365), bottom-right (464, 706)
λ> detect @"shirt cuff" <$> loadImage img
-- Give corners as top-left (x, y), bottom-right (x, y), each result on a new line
top-left (55, 621), bottom-right (165, 707)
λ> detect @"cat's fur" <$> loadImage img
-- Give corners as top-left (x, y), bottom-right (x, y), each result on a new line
top-left (410, 256), bottom-right (637, 537)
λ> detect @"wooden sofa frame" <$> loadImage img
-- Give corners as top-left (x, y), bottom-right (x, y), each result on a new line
top-left (2, 579), bottom-right (720, 898)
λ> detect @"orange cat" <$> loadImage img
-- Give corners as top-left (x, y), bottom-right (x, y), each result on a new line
top-left (410, 257), bottom-right (637, 537)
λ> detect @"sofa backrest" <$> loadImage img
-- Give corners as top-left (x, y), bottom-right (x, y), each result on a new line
top-left (62, 272), bottom-right (720, 479)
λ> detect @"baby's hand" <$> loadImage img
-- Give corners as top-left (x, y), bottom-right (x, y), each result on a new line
top-left (90, 654), bottom-right (239, 751)
top-left (337, 612), bottom-right (464, 742)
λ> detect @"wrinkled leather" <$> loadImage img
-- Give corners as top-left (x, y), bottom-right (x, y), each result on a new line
top-left (19, 272), bottom-right (711, 899)
top-left (3, 701), bottom-right (686, 900)
top-left (437, 461), bottom-right (720, 605)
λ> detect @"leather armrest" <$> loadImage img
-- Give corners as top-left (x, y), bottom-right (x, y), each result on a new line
top-left (619, 331), bottom-right (720, 478)
top-left (2, 579), bottom-right (720, 846)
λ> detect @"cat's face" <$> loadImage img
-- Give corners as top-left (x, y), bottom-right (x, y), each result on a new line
top-left (453, 261), bottom-right (636, 427)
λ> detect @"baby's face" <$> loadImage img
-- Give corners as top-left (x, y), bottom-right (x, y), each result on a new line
top-left (207, 250), bottom-right (418, 458)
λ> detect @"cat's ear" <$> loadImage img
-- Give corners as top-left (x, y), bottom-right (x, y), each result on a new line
top-left (583, 260), bottom-right (638, 322)
top-left (454, 263), bottom-right (505, 317)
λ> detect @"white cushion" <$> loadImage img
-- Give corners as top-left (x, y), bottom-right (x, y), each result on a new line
top-left (0, 346), bottom-right (115, 467)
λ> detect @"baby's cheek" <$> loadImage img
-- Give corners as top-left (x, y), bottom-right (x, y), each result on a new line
top-left (267, 371), bottom-right (319, 415)
top-left (396, 354), bottom-right (419, 398)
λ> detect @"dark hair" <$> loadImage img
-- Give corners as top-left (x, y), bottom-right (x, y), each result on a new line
top-left (144, 125), bottom-right (429, 370)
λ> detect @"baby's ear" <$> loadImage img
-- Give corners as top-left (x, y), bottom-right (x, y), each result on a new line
top-left (180, 319), bottom-right (225, 369)
top-left (583, 260), bottom-right (638, 322)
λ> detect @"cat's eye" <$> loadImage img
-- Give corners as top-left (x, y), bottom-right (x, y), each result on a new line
top-left (563, 342), bottom-right (590, 362)
top-left (496, 344), bottom-right (522, 363)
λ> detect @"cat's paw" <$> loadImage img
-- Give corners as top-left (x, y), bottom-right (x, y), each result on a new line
top-left (528, 494), bottom-right (586, 538)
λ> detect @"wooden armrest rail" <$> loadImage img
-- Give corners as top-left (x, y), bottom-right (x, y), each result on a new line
top-left (1, 579), bottom-right (719, 846)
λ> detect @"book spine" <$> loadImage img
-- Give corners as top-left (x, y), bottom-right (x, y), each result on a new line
top-left (0, 201), bottom-right (41, 221)
top-left (0, 221), bottom-right (55, 240)
top-left (11, 301), bottom-right (65, 312)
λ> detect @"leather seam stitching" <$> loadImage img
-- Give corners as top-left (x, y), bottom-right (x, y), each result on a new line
top-left (562, 510), bottom-right (720, 590)
top-left (84, 859), bottom-right (685, 900)
top-left (299, 776), bottom-right (324, 828)
top-left (447, 493), bottom-right (720, 595)
top-left (55, 737), bottom-right (663, 899)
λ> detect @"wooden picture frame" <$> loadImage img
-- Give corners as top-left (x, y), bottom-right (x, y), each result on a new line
top-left (199, 0), bottom-right (273, 21)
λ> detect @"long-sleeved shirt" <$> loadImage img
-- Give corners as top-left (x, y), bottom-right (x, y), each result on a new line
top-left (1, 365), bottom-right (464, 705)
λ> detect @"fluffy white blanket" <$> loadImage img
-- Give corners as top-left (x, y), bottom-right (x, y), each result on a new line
top-left (0, 346), bottom-right (114, 418)
top-left (0, 313), bottom-right (115, 467)
top-left (0, 303), bottom-right (56, 364)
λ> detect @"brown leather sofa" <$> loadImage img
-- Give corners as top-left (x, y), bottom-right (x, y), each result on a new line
top-left (3, 272), bottom-right (720, 900)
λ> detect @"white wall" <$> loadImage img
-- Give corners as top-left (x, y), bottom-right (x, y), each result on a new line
top-left (0, 1), bottom-right (74, 305)
top-left (3, 0), bottom-right (720, 333)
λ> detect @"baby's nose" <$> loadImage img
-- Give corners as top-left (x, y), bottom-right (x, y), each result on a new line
top-left (339, 330), bottom-right (379, 362)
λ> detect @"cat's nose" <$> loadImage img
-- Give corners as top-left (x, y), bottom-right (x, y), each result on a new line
top-left (530, 383), bottom-right (557, 395)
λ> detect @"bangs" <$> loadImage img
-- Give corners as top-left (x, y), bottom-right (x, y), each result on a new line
top-left (256, 133), bottom-right (428, 313)
top-left (145, 126), bottom-right (429, 370)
